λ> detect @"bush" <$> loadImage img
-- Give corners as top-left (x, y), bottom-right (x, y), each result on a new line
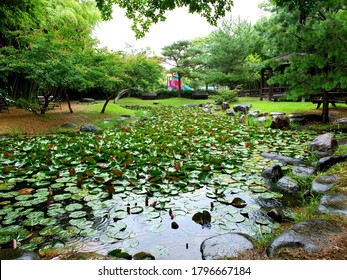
top-left (214, 88), bottom-right (239, 103)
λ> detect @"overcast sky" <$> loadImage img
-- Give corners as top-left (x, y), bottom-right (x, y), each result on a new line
top-left (93, 0), bottom-right (266, 54)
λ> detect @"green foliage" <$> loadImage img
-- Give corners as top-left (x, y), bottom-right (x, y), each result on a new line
top-left (214, 88), bottom-right (239, 103)
top-left (95, 0), bottom-right (233, 38)
top-left (258, 0), bottom-right (347, 121)
top-left (205, 18), bottom-right (263, 88)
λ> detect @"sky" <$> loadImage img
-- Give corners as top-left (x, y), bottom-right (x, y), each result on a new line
top-left (93, 0), bottom-right (266, 55)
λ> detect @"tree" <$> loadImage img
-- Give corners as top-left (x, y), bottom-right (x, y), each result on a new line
top-left (94, 0), bottom-right (234, 38)
top-left (162, 40), bottom-right (203, 95)
top-left (206, 18), bottom-right (262, 89)
top-left (262, 0), bottom-right (347, 122)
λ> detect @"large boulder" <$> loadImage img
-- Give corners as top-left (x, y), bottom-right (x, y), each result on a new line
top-left (270, 115), bottom-right (290, 129)
top-left (318, 193), bottom-right (347, 215)
top-left (233, 104), bottom-right (252, 114)
top-left (260, 152), bottom-right (302, 166)
top-left (276, 176), bottom-right (300, 194)
top-left (80, 124), bottom-right (101, 132)
top-left (317, 155), bottom-right (347, 172)
top-left (312, 174), bottom-right (341, 193)
top-left (292, 166), bottom-right (316, 177)
top-left (267, 220), bottom-right (343, 258)
top-left (308, 133), bottom-right (338, 158)
top-left (201, 233), bottom-right (254, 260)
top-left (261, 164), bottom-right (283, 182)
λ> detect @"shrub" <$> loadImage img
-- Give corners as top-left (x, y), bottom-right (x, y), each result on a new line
top-left (214, 88), bottom-right (239, 103)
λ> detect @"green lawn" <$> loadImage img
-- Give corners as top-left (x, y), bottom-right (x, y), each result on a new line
top-left (86, 96), bottom-right (327, 116)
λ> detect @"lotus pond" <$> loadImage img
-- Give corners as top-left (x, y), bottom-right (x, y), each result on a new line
top-left (0, 107), bottom-right (318, 259)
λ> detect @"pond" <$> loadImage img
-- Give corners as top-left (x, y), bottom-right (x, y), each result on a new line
top-left (0, 107), bottom-right (317, 259)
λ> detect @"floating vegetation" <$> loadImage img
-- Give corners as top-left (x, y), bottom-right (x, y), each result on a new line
top-left (0, 107), bottom-right (317, 257)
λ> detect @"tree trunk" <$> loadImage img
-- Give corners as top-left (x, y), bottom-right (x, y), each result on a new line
top-left (322, 89), bottom-right (329, 123)
top-left (101, 89), bottom-right (128, 113)
top-left (64, 89), bottom-right (73, 113)
top-left (178, 74), bottom-right (182, 97)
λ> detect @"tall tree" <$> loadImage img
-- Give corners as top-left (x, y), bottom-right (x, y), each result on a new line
top-left (94, 0), bottom-right (234, 38)
top-left (206, 18), bottom-right (262, 89)
top-left (162, 40), bottom-right (203, 95)
top-left (262, 0), bottom-right (347, 122)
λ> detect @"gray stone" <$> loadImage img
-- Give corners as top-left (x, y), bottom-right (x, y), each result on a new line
top-left (308, 133), bottom-right (338, 158)
top-left (226, 109), bottom-right (235, 116)
top-left (312, 174), bottom-right (341, 193)
top-left (248, 110), bottom-right (260, 117)
top-left (318, 193), bottom-right (347, 215)
top-left (80, 98), bottom-right (95, 103)
top-left (267, 220), bottom-right (342, 258)
top-left (292, 166), bottom-right (316, 177)
top-left (261, 164), bottom-right (283, 182)
top-left (233, 104), bottom-right (252, 114)
top-left (239, 114), bottom-right (247, 124)
top-left (80, 124), bottom-right (101, 132)
top-left (201, 233), bottom-right (254, 260)
top-left (276, 176), bottom-right (300, 194)
top-left (335, 117), bottom-right (347, 124)
top-left (258, 116), bottom-right (268, 123)
top-left (0, 249), bottom-right (40, 260)
top-left (270, 115), bottom-right (290, 129)
top-left (270, 112), bottom-right (285, 116)
top-left (260, 152), bottom-right (302, 166)
top-left (61, 123), bottom-right (77, 129)
top-left (317, 155), bottom-right (347, 172)
top-left (288, 113), bottom-right (306, 125)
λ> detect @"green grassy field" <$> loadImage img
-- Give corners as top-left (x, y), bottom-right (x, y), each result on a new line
top-left (86, 96), bottom-right (328, 116)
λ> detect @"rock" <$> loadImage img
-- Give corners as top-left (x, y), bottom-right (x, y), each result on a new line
top-left (121, 114), bottom-right (131, 118)
top-left (318, 193), bottom-right (347, 215)
top-left (312, 174), bottom-right (341, 193)
top-left (260, 152), bottom-right (302, 166)
top-left (203, 107), bottom-right (211, 113)
top-left (65, 252), bottom-right (118, 260)
top-left (248, 110), bottom-right (260, 117)
top-left (226, 109), bottom-right (235, 116)
top-left (270, 112), bottom-right (285, 117)
top-left (292, 166), bottom-right (316, 177)
top-left (276, 176), bottom-right (300, 194)
top-left (261, 164), bottom-right (284, 182)
top-left (270, 115), bottom-right (290, 129)
top-left (0, 249), bottom-right (40, 260)
top-left (80, 124), bottom-right (101, 132)
top-left (335, 117), bottom-right (347, 124)
top-left (308, 133), bottom-right (338, 158)
top-left (133, 252), bottom-right (155, 260)
top-left (258, 116), bottom-right (268, 123)
top-left (317, 155), bottom-right (347, 172)
top-left (288, 113), bottom-right (306, 125)
top-left (184, 104), bottom-right (200, 107)
top-left (267, 220), bottom-right (342, 258)
top-left (80, 98), bottom-right (95, 103)
top-left (61, 123), bottom-right (77, 129)
top-left (103, 118), bottom-right (113, 124)
top-left (222, 102), bottom-right (230, 110)
top-left (201, 233), bottom-right (254, 260)
top-left (233, 104), bottom-right (252, 114)
top-left (267, 208), bottom-right (285, 223)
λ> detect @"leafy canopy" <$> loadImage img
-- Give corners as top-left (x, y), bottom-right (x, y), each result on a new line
top-left (94, 0), bottom-right (234, 38)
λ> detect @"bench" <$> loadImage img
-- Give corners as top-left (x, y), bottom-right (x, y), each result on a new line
top-left (37, 95), bottom-right (61, 110)
top-left (310, 92), bottom-right (347, 109)
top-left (141, 93), bottom-right (157, 100)
top-left (0, 95), bottom-right (9, 113)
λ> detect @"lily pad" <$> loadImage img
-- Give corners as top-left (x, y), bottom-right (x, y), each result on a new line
top-left (131, 206), bottom-right (144, 214)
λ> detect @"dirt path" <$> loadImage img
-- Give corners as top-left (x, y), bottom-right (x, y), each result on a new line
top-left (0, 102), bottom-right (96, 135)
